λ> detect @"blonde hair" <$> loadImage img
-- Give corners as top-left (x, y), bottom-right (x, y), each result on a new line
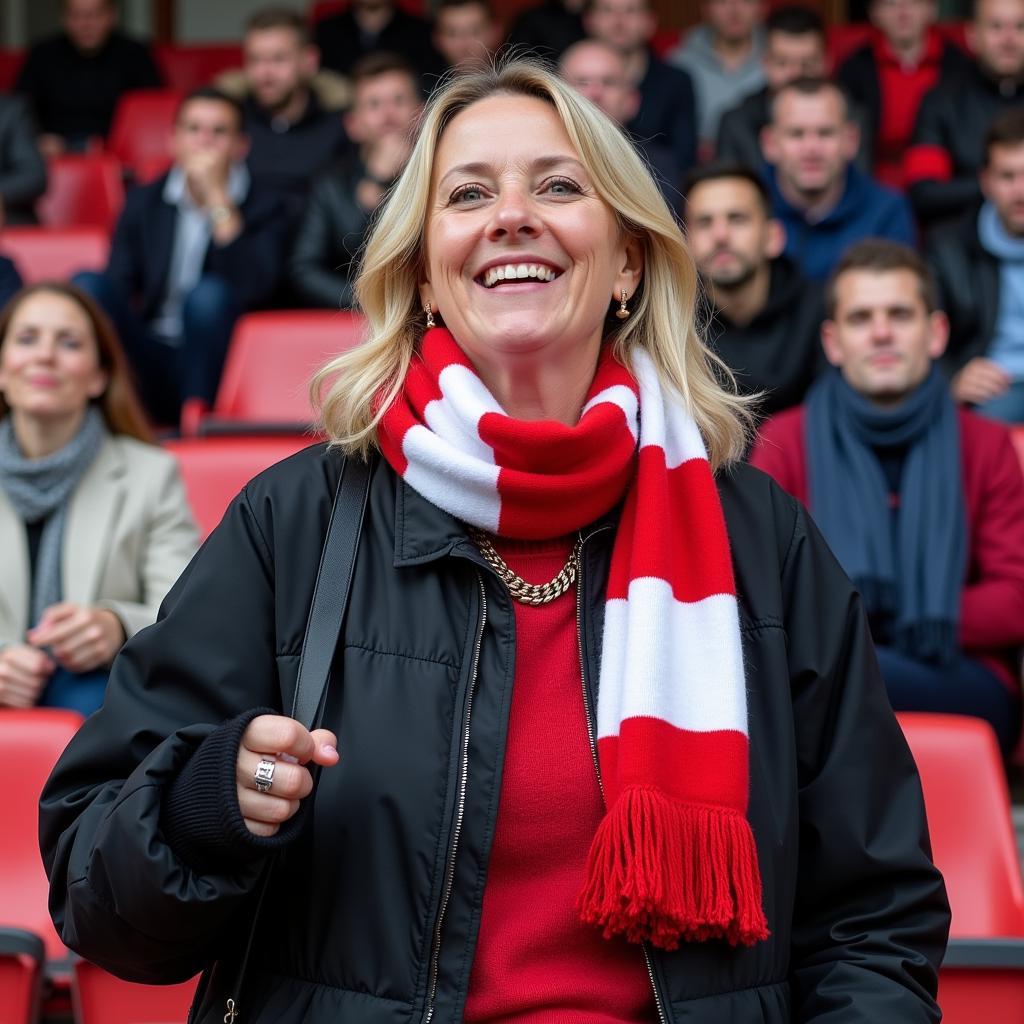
top-left (313, 59), bottom-right (752, 469)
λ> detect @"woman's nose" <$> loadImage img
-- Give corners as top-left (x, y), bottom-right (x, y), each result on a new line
top-left (486, 188), bottom-right (542, 240)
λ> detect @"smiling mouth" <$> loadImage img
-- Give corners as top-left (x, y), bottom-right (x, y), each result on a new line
top-left (477, 263), bottom-right (560, 288)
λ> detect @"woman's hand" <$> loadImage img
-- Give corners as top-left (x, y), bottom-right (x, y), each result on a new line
top-left (0, 643), bottom-right (55, 707)
top-left (236, 715), bottom-right (340, 837)
top-left (27, 603), bottom-right (126, 672)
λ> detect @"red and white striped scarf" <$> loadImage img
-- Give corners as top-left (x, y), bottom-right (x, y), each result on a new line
top-left (379, 328), bottom-right (768, 950)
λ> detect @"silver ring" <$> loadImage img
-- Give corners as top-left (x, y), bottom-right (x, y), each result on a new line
top-left (253, 758), bottom-right (276, 794)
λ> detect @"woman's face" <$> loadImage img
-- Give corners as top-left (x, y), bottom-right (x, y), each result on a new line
top-left (0, 291), bottom-right (107, 421)
top-left (420, 94), bottom-right (641, 374)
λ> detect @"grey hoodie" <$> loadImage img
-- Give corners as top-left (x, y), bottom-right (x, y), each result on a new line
top-left (668, 24), bottom-right (765, 145)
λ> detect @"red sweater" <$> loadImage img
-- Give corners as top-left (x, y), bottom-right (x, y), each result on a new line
top-left (464, 538), bottom-right (655, 1024)
top-left (750, 406), bottom-right (1024, 691)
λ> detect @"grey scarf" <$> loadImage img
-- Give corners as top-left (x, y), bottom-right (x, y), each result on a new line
top-left (0, 407), bottom-right (106, 625)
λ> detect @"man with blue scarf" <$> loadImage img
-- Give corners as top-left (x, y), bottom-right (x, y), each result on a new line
top-left (752, 239), bottom-right (1024, 755)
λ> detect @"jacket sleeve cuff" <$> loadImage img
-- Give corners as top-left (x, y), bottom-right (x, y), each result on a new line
top-left (160, 707), bottom-right (308, 874)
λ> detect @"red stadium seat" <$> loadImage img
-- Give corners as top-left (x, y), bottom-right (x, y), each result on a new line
top-left (0, 709), bottom-right (84, 985)
top-left (0, 227), bottom-right (109, 284)
top-left (198, 310), bottom-right (366, 435)
top-left (1011, 427), bottom-right (1024, 475)
top-left (36, 154), bottom-right (125, 230)
top-left (650, 29), bottom-right (683, 58)
top-left (0, 929), bottom-right (45, 1024)
top-left (72, 960), bottom-right (197, 1024)
top-left (106, 89), bottom-right (180, 183)
top-left (0, 49), bottom-right (24, 92)
top-left (897, 712), bottom-right (1024, 1022)
top-left (154, 44), bottom-right (243, 92)
top-left (164, 435), bottom-right (316, 537)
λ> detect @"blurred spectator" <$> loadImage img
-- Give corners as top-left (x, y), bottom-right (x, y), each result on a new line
top-left (0, 258), bottom-right (22, 309)
top-left (685, 164), bottom-right (824, 414)
top-left (752, 240), bottom-right (1024, 756)
top-left (434, 0), bottom-right (502, 71)
top-left (906, 0), bottom-right (1024, 229)
top-left (75, 88), bottom-right (289, 425)
top-left (15, 0), bottom-right (162, 156)
top-left (559, 40), bottom-right (683, 209)
top-left (929, 109), bottom-right (1024, 422)
top-left (0, 282), bottom-right (198, 715)
top-left (838, 0), bottom-right (971, 190)
top-left (716, 6), bottom-right (827, 170)
top-left (0, 95), bottom-right (46, 225)
top-left (315, 0), bottom-right (445, 88)
top-left (239, 7), bottom-right (350, 212)
top-left (668, 0), bottom-right (766, 149)
top-left (584, 0), bottom-right (697, 179)
top-left (506, 0), bottom-right (586, 60)
top-left (762, 77), bottom-right (914, 281)
top-left (289, 55), bottom-right (421, 309)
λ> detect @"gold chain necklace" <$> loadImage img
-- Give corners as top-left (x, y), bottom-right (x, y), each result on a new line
top-left (469, 527), bottom-right (582, 606)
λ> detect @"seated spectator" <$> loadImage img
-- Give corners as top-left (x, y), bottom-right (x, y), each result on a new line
top-left (929, 109), bottom-right (1024, 422)
top-left (0, 94), bottom-right (46, 225)
top-left (559, 40), bottom-right (682, 210)
top-left (239, 7), bottom-right (350, 213)
top-left (584, 0), bottom-right (697, 177)
top-left (717, 6), bottom-right (829, 170)
top-left (315, 0), bottom-right (445, 89)
top-left (0, 258), bottom-right (22, 309)
top-left (76, 88), bottom-right (289, 425)
top-left (15, 0), bottom-right (162, 156)
top-left (685, 164), bottom-right (824, 414)
top-left (668, 0), bottom-right (766, 150)
top-left (837, 0), bottom-right (970, 191)
top-left (906, 0), bottom-right (1024, 229)
top-left (506, 0), bottom-right (586, 59)
top-left (433, 0), bottom-right (501, 72)
top-left (0, 282), bottom-right (198, 715)
top-left (751, 240), bottom-right (1024, 756)
top-left (289, 55), bottom-right (422, 309)
top-left (762, 77), bottom-right (915, 281)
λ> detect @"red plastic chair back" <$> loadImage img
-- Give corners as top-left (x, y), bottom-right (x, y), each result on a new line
top-left (72, 960), bottom-right (198, 1024)
top-left (0, 226), bottom-right (109, 284)
top-left (163, 435), bottom-right (315, 538)
top-left (36, 154), bottom-right (125, 230)
top-left (650, 29), bottom-right (683, 58)
top-left (211, 311), bottom-right (365, 428)
top-left (0, 49), bottom-right (24, 92)
top-left (154, 44), bottom-right (243, 92)
top-left (0, 709), bottom-right (84, 970)
top-left (106, 90), bottom-right (180, 182)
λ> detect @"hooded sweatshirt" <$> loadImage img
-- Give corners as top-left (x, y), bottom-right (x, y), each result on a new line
top-left (766, 164), bottom-right (915, 281)
top-left (705, 256), bottom-right (825, 416)
top-left (667, 24), bottom-right (764, 144)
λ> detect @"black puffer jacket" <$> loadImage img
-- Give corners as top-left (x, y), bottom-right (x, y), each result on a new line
top-left (40, 446), bottom-right (949, 1023)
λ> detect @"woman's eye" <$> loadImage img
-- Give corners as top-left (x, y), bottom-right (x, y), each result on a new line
top-left (545, 177), bottom-right (582, 196)
top-left (451, 184), bottom-right (487, 204)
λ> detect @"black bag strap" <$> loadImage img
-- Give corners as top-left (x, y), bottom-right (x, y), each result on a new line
top-left (290, 453), bottom-right (372, 730)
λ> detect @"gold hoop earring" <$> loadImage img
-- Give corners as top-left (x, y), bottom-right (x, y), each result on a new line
top-left (615, 290), bottom-right (630, 320)
top-left (425, 301), bottom-right (436, 329)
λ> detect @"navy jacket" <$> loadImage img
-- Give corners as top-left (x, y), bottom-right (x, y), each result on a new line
top-left (630, 55), bottom-right (697, 181)
top-left (0, 255), bottom-right (22, 309)
top-left (767, 164), bottom-right (915, 281)
top-left (105, 171), bottom-right (290, 322)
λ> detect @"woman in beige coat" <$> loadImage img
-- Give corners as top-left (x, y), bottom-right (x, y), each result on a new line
top-left (0, 281), bottom-right (198, 715)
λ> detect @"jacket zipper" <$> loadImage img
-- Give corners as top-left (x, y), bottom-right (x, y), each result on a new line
top-left (422, 571), bottom-right (487, 1024)
top-left (575, 532), bottom-right (669, 1024)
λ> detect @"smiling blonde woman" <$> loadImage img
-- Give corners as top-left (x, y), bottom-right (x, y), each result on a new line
top-left (42, 60), bottom-right (948, 1024)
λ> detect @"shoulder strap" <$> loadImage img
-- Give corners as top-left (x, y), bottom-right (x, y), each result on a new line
top-left (290, 453), bottom-right (372, 730)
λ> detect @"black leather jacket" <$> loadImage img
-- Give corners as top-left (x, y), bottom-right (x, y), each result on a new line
top-left (41, 446), bottom-right (949, 1023)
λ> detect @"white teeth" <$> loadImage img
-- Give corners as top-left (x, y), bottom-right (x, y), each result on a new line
top-left (481, 263), bottom-right (557, 287)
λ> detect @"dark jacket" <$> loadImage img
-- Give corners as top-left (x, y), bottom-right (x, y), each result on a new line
top-left (767, 164), bottom-right (915, 281)
top-left (631, 55), bottom-right (697, 182)
top-left (926, 207), bottom-right (1000, 373)
top-left (506, 0), bottom-right (585, 60)
top-left (15, 29), bottom-right (162, 143)
top-left (906, 60), bottom-right (1024, 228)
top-left (287, 150), bottom-right (371, 309)
top-left (0, 95), bottom-right (46, 224)
top-left (0, 254), bottom-right (22, 307)
top-left (105, 171), bottom-right (290, 321)
top-left (705, 257), bottom-right (825, 416)
top-left (40, 446), bottom-right (949, 1023)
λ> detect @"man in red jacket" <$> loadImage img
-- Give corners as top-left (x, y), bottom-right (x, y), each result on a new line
top-left (751, 238), bottom-right (1024, 754)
